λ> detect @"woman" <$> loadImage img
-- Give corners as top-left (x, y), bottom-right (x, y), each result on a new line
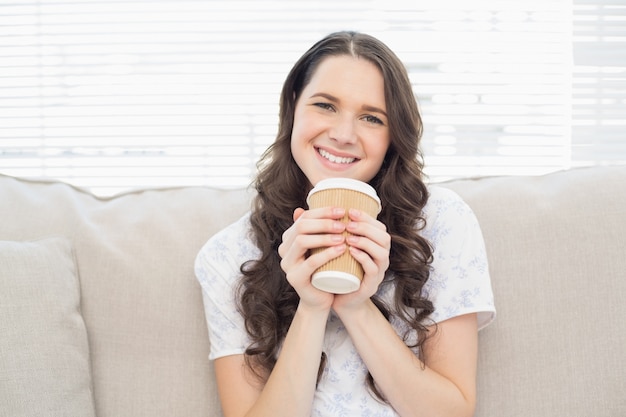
top-left (195, 31), bottom-right (495, 417)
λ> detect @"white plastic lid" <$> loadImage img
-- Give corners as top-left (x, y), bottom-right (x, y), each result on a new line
top-left (306, 178), bottom-right (381, 210)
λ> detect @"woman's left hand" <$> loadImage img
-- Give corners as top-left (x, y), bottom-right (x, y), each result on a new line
top-left (332, 208), bottom-right (391, 312)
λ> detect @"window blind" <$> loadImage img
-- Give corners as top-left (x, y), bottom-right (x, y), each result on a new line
top-left (0, 0), bottom-right (624, 196)
top-left (572, 0), bottom-right (626, 164)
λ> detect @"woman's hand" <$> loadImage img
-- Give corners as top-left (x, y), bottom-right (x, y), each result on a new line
top-left (332, 208), bottom-right (391, 313)
top-left (278, 206), bottom-right (390, 314)
top-left (278, 206), bottom-right (347, 311)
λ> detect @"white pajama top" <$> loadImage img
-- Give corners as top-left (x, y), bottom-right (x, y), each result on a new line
top-left (195, 185), bottom-right (496, 416)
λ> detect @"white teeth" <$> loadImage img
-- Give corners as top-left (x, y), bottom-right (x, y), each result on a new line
top-left (318, 148), bottom-right (356, 164)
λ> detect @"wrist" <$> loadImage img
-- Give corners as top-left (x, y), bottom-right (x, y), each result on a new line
top-left (333, 297), bottom-right (378, 323)
top-left (296, 299), bottom-right (332, 321)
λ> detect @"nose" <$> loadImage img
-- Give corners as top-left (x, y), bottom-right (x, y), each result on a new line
top-left (329, 115), bottom-right (357, 145)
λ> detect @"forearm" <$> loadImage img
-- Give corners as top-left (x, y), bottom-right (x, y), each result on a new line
top-left (245, 302), bottom-right (329, 417)
top-left (335, 301), bottom-right (475, 417)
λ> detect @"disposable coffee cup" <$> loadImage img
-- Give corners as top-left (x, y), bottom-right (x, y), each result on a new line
top-left (306, 178), bottom-right (382, 294)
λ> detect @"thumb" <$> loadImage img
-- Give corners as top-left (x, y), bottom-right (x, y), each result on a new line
top-left (293, 207), bottom-right (305, 222)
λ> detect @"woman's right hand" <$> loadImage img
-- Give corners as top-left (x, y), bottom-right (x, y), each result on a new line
top-left (217, 208), bottom-right (345, 417)
top-left (278, 206), bottom-right (347, 310)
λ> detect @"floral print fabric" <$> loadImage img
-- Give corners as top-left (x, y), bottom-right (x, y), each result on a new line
top-left (195, 185), bottom-right (495, 416)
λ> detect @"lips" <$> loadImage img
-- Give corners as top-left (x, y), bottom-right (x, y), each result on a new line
top-left (317, 148), bottom-right (357, 164)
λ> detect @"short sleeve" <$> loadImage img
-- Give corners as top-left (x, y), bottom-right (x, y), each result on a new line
top-left (421, 186), bottom-right (496, 330)
top-left (194, 213), bottom-right (258, 360)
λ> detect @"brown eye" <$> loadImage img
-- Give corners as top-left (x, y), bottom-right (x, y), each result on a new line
top-left (314, 102), bottom-right (334, 111)
top-left (364, 115), bottom-right (384, 125)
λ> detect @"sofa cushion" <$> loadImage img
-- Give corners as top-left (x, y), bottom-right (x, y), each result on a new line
top-left (0, 237), bottom-right (96, 417)
top-left (0, 174), bottom-right (252, 417)
top-left (1, 166), bottom-right (624, 417)
top-left (444, 165), bottom-right (626, 417)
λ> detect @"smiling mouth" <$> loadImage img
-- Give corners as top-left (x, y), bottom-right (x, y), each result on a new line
top-left (317, 148), bottom-right (357, 164)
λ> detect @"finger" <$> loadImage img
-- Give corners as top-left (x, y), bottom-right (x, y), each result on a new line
top-left (296, 243), bottom-right (347, 280)
top-left (279, 221), bottom-right (347, 271)
top-left (293, 207), bottom-right (305, 222)
top-left (283, 245), bottom-right (347, 290)
top-left (282, 207), bottom-right (345, 243)
top-left (346, 217), bottom-right (390, 251)
top-left (283, 215), bottom-right (346, 249)
top-left (278, 207), bottom-right (349, 271)
top-left (346, 230), bottom-right (389, 256)
top-left (281, 208), bottom-right (342, 248)
top-left (279, 232), bottom-right (346, 270)
top-left (348, 208), bottom-right (386, 231)
top-left (303, 206), bottom-right (346, 221)
top-left (348, 242), bottom-right (389, 273)
top-left (344, 213), bottom-right (391, 277)
top-left (347, 245), bottom-right (389, 296)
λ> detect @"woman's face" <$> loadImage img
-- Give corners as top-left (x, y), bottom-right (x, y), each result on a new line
top-left (291, 55), bottom-right (390, 186)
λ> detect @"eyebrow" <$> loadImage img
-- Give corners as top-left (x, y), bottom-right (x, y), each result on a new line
top-left (310, 92), bottom-right (388, 117)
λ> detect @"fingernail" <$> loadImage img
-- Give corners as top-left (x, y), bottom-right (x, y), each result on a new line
top-left (333, 221), bottom-right (345, 231)
top-left (335, 244), bottom-right (346, 252)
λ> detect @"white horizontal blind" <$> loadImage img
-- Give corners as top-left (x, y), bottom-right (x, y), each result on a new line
top-left (0, 0), bottom-right (621, 196)
top-left (398, 1), bottom-right (573, 180)
top-left (572, 0), bottom-right (626, 164)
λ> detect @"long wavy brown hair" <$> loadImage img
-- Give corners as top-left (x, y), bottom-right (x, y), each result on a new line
top-left (238, 31), bottom-right (434, 401)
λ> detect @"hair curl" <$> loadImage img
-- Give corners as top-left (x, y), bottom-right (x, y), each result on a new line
top-left (238, 31), bottom-right (434, 402)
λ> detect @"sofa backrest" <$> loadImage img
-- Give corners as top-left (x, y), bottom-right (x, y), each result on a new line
top-left (444, 166), bottom-right (626, 416)
top-left (1, 165), bottom-right (625, 417)
top-left (1, 175), bottom-right (252, 417)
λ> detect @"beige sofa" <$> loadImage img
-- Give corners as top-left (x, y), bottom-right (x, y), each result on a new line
top-left (1, 165), bottom-right (625, 417)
